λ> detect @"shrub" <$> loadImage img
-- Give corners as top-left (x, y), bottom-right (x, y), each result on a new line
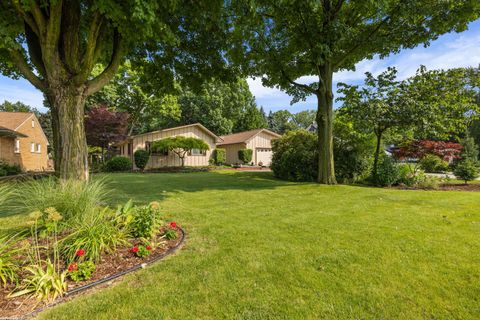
top-left (130, 202), bottom-right (163, 240)
top-left (10, 260), bottom-right (66, 302)
top-left (333, 117), bottom-right (375, 183)
top-left (18, 178), bottom-right (109, 224)
top-left (419, 154), bottom-right (449, 173)
top-left (396, 163), bottom-right (417, 187)
top-left (415, 175), bottom-right (440, 190)
top-left (238, 149), bottom-right (253, 164)
top-left (60, 208), bottom-right (128, 262)
top-left (271, 131), bottom-right (317, 181)
top-left (134, 149), bottom-right (150, 171)
top-left (105, 156), bottom-right (132, 172)
top-left (454, 160), bottom-right (479, 184)
top-left (375, 156), bottom-right (399, 187)
top-left (0, 160), bottom-right (22, 176)
top-left (212, 148), bottom-right (226, 165)
top-left (66, 261), bottom-right (96, 283)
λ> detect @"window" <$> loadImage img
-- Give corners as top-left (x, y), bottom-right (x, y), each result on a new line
top-left (30, 142), bottom-right (35, 153)
top-left (14, 139), bottom-right (20, 153)
top-left (147, 141), bottom-right (168, 156)
top-left (127, 143), bottom-right (132, 156)
top-left (36, 144), bottom-right (41, 153)
top-left (190, 148), bottom-right (206, 156)
top-left (31, 119), bottom-right (35, 128)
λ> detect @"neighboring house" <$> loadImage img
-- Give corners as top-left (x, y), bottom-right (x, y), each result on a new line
top-left (218, 128), bottom-right (281, 166)
top-left (0, 112), bottom-right (50, 171)
top-left (117, 123), bottom-right (222, 169)
top-left (306, 122), bottom-right (317, 133)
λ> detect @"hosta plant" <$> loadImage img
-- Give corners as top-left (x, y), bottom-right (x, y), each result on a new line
top-left (10, 260), bottom-right (67, 302)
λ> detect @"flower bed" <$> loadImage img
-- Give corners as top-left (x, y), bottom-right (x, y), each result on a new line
top-left (0, 200), bottom-right (184, 319)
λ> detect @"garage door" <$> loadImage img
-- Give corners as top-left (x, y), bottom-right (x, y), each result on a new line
top-left (256, 148), bottom-right (273, 166)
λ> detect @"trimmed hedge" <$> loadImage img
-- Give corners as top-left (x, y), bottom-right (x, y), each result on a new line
top-left (105, 156), bottom-right (132, 172)
top-left (238, 149), bottom-right (253, 164)
top-left (213, 148), bottom-right (226, 165)
top-left (134, 149), bottom-right (150, 171)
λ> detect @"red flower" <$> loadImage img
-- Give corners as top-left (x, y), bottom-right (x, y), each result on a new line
top-left (131, 246), bottom-right (139, 253)
top-left (68, 263), bottom-right (78, 272)
top-left (146, 245), bottom-right (152, 251)
top-left (75, 249), bottom-right (86, 257)
top-left (169, 221), bottom-right (177, 229)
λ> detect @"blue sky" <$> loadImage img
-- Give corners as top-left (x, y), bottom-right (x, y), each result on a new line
top-left (1, 20), bottom-right (479, 113)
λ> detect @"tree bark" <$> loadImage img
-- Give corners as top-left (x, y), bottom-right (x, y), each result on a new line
top-left (373, 130), bottom-right (384, 178)
top-left (316, 63), bottom-right (336, 184)
top-left (50, 86), bottom-right (89, 181)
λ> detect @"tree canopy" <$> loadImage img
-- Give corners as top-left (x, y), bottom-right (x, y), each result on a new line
top-left (228, 0), bottom-right (480, 184)
top-left (151, 136), bottom-right (210, 167)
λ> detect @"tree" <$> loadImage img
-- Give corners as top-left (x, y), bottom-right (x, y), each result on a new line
top-left (0, 1), bottom-right (230, 180)
top-left (393, 140), bottom-right (463, 162)
top-left (267, 110), bottom-right (295, 134)
top-left (134, 149), bottom-right (150, 172)
top-left (151, 136), bottom-right (209, 167)
top-left (235, 104), bottom-right (268, 132)
top-left (84, 106), bottom-right (129, 159)
top-left (292, 110), bottom-right (316, 130)
top-left (338, 67), bottom-right (413, 177)
top-left (0, 100), bottom-right (35, 113)
top-left (229, 0), bottom-right (480, 184)
top-left (454, 160), bottom-right (479, 184)
top-left (460, 134), bottom-right (479, 162)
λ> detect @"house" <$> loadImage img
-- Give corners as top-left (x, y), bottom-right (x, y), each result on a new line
top-left (0, 112), bottom-right (50, 171)
top-left (117, 123), bottom-right (222, 169)
top-left (217, 128), bottom-right (281, 166)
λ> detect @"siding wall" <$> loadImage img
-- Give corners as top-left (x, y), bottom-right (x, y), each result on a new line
top-left (221, 143), bottom-right (246, 165)
top-left (0, 137), bottom-right (20, 166)
top-left (120, 126), bottom-right (217, 169)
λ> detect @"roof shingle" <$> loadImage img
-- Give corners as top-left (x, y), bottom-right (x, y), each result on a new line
top-left (218, 128), bottom-right (280, 145)
top-left (0, 112), bottom-right (33, 131)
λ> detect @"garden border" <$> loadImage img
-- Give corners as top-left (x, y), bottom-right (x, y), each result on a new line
top-left (5, 227), bottom-right (186, 320)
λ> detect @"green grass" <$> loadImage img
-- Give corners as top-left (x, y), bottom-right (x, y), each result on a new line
top-left (1, 171), bottom-right (479, 319)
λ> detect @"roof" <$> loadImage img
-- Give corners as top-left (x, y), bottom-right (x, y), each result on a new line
top-left (0, 112), bottom-right (33, 131)
top-left (122, 123), bottom-right (223, 144)
top-left (218, 128), bottom-right (281, 145)
top-left (0, 126), bottom-right (27, 138)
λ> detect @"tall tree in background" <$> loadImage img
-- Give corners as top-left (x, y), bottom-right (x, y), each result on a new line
top-left (229, 0), bottom-right (480, 184)
top-left (0, 1), bottom-right (230, 180)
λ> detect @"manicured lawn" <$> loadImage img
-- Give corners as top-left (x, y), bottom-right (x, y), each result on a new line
top-left (1, 171), bottom-right (479, 319)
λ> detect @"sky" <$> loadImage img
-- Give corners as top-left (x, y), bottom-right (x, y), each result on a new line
top-left (0, 20), bottom-right (479, 114)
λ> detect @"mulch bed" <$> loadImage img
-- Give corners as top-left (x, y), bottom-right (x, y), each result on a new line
top-left (439, 183), bottom-right (480, 192)
top-left (0, 228), bottom-right (184, 320)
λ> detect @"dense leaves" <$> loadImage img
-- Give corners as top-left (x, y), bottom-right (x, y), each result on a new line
top-left (85, 106), bottom-right (129, 152)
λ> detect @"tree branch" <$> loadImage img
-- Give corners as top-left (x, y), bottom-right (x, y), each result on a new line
top-left (86, 30), bottom-right (124, 95)
top-left (12, 2), bottom-right (40, 37)
top-left (8, 49), bottom-right (46, 91)
top-left (43, 0), bottom-right (63, 69)
top-left (281, 70), bottom-right (316, 94)
top-left (73, 12), bottom-right (104, 84)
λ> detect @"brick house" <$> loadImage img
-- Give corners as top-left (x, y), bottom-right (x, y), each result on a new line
top-left (0, 112), bottom-right (50, 172)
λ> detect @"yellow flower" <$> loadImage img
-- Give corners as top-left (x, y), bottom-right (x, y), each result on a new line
top-left (149, 201), bottom-right (160, 210)
top-left (45, 207), bottom-right (63, 222)
top-left (29, 211), bottom-right (42, 220)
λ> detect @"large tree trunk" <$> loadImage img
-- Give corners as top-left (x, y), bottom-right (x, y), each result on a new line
top-left (50, 86), bottom-right (89, 181)
top-left (316, 63), bottom-right (336, 184)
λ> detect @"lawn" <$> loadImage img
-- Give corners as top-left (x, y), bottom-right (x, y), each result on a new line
top-left (1, 171), bottom-right (479, 319)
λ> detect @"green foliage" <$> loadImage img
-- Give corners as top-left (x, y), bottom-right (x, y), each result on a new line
top-left (134, 149), bottom-right (150, 171)
top-left (0, 160), bottom-right (22, 176)
top-left (212, 149), bottom-right (226, 165)
top-left (18, 178), bottom-right (109, 223)
top-left (133, 245), bottom-right (152, 258)
top-left (60, 208), bottom-right (129, 262)
top-left (375, 156), bottom-right (399, 187)
top-left (105, 156), bottom-right (132, 172)
top-left (333, 116), bottom-right (375, 183)
top-left (10, 260), bottom-right (67, 302)
top-left (164, 228), bottom-right (178, 240)
top-left (67, 261), bottom-right (96, 283)
top-left (130, 203), bottom-right (163, 240)
top-left (0, 235), bottom-right (21, 288)
top-left (460, 134), bottom-right (479, 161)
top-left (0, 184), bottom-right (12, 208)
top-left (271, 131), bottom-right (317, 182)
top-left (238, 149), bottom-right (253, 164)
top-left (454, 160), bottom-right (479, 184)
top-left (419, 154), bottom-right (449, 173)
